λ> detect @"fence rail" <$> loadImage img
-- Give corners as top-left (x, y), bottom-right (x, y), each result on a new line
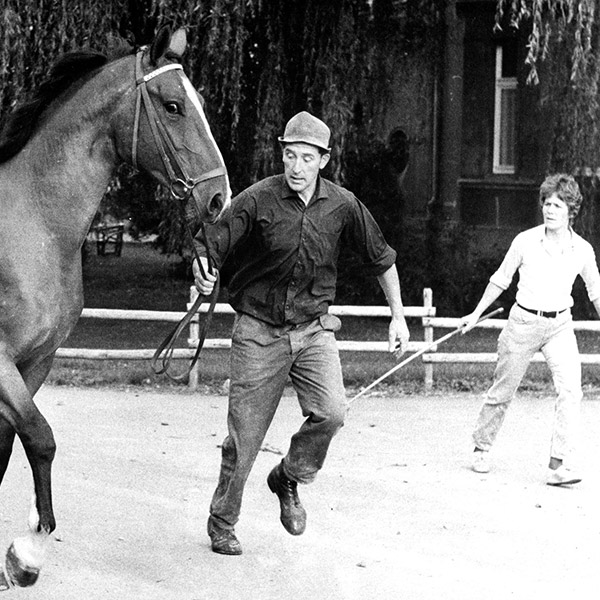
top-left (55, 290), bottom-right (600, 391)
top-left (57, 288), bottom-right (437, 389)
top-left (421, 317), bottom-right (600, 375)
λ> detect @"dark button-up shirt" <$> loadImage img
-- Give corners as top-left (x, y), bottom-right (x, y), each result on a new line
top-left (194, 174), bottom-right (397, 326)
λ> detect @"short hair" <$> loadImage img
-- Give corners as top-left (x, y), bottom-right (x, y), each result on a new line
top-left (538, 173), bottom-right (582, 222)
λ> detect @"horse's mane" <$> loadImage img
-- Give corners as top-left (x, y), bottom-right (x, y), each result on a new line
top-left (0, 45), bottom-right (132, 164)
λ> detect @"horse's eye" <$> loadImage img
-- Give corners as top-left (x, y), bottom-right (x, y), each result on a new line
top-left (164, 102), bottom-right (182, 115)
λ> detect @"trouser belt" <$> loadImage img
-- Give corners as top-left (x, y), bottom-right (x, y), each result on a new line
top-left (517, 303), bottom-right (567, 318)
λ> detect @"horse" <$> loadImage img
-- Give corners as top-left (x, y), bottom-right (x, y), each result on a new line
top-left (0, 26), bottom-right (230, 589)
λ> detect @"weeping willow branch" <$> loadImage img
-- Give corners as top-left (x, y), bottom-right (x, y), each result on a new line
top-left (496, 0), bottom-right (597, 85)
top-left (496, 1), bottom-right (600, 243)
top-left (0, 0), bottom-right (443, 254)
top-left (496, 0), bottom-right (600, 169)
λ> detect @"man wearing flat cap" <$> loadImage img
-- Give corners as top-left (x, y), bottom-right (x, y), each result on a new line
top-left (193, 111), bottom-right (410, 555)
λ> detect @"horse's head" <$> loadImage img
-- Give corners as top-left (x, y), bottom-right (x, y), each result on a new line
top-left (125, 27), bottom-right (231, 223)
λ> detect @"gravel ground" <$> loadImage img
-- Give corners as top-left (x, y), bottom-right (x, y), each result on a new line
top-left (1, 385), bottom-right (599, 600)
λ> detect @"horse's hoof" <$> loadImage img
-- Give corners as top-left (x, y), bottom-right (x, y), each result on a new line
top-left (3, 540), bottom-right (41, 588)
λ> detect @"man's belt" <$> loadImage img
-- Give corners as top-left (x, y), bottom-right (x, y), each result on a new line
top-left (517, 303), bottom-right (567, 318)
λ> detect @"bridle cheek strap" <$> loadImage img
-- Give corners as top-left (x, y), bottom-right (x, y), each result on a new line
top-left (130, 50), bottom-right (223, 382)
top-left (132, 56), bottom-right (183, 170)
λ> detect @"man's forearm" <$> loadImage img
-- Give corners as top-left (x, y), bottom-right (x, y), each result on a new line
top-left (473, 282), bottom-right (504, 317)
top-left (377, 265), bottom-right (405, 318)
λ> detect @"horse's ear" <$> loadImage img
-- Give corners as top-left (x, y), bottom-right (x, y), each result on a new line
top-left (168, 28), bottom-right (187, 58)
top-left (149, 25), bottom-right (172, 65)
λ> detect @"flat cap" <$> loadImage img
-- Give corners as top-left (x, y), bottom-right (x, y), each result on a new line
top-left (278, 111), bottom-right (331, 152)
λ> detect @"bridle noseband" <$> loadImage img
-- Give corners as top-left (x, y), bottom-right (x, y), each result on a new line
top-left (131, 49), bottom-right (226, 202)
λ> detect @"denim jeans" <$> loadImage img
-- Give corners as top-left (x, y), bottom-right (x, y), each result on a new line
top-left (473, 303), bottom-right (582, 461)
top-left (209, 312), bottom-right (347, 529)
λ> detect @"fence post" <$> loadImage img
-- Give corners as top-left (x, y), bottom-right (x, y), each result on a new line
top-left (423, 287), bottom-right (434, 391)
top-left (187, 285), bottom-right (200, 391)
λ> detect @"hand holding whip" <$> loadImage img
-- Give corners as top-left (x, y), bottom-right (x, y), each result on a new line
top-left (350, 307), bottom-right (504, 403)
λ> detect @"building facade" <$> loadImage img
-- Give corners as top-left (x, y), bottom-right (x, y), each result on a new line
top-left (374, 0), bottom-right (549, 253)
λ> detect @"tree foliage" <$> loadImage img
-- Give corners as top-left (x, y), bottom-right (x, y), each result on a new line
top-left (496, 0), bottom-right (600, 245)
top-left (0, 0), bottom-right (442, 238)
top-left (496, 0), bottom-right (596, 86)
top-left (0, 0), bottom-right (447, 305)
top-left (495, 1), bottom-right (600, 169)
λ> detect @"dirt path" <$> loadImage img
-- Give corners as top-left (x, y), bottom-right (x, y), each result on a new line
top-left (1, 385), bottom-right (599, 599)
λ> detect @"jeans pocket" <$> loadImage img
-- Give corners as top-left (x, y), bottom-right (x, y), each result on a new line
top-left (230, 313), bottom-right (242, 343)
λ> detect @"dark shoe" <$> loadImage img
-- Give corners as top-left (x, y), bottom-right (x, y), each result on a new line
top-left (207, 518), bottom-right (242, 555)
top-left (267, 461), bottom-right (306, 535)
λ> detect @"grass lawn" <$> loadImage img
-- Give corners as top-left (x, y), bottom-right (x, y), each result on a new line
top-left (48, 241), bottom-right (600, 393)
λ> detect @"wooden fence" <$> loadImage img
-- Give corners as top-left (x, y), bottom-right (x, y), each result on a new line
top-left (421, 315), bottom-right (600, 380)
top-left (56, 288), bottom-right (437, 389)
top-left (55, 288), bottom-right (600, 391)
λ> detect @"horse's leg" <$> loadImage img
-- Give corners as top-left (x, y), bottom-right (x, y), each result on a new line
top-left (0, 417), bottom-right (16, 484)
top-left (20, 354), bottom-right (56, 398)
top-left (0, 354), bottom-right (56, 532)
top-left (0, 354), bottom-right (56, 589)
top-left (0, 354), bottom-right (53, 485)
top-left (17, 352), bottom-right (57, 527)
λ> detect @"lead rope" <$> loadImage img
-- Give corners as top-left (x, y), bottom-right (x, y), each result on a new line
top-left (151, 221), bottom-right (219, 383)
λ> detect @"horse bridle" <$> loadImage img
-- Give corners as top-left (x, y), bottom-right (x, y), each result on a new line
top-left (130, 48), bottom-right (222, 382)
top-left (131, 48), bottom-right (226, 202)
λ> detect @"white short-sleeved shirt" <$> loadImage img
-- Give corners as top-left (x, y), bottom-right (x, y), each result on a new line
top-left (490, 224), bottom-right (600, 311)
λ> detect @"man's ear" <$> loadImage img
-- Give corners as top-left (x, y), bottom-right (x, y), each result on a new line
top-left (319, 153), bottom-right (331, 170)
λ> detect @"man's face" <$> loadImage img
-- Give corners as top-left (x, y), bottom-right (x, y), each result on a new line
top-left (282, 142), bottom-right (330, 199)
top-left (542, 192), bottom-right (570, 231)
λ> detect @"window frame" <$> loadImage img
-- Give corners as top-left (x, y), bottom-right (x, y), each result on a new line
top-left (493, 44), bottom-right (517, 175)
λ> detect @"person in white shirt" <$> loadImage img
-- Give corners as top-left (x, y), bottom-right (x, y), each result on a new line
top-left (460, 173), bottom-right (600, 485)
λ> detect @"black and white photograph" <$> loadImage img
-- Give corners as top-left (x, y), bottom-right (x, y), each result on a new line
top-left (0, 1), bottom-right (599, 598)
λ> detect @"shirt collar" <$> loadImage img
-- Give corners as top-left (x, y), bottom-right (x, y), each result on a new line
top-left (538, 224), bottom-right (576, 249)
top-left (280, 175), bottom-right (329, 203)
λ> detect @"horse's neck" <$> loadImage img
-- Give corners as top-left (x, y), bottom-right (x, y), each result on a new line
top-left (16, 60), bottom-right (131, 251)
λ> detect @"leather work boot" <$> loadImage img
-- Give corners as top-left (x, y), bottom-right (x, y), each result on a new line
top-left (207, 517), bottom-right (243, 555)
top-left (267, 461), bottom-right (307, 535)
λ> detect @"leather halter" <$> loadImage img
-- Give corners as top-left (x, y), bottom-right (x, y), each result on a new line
top-left (131, 49), bottom-right (226, 202)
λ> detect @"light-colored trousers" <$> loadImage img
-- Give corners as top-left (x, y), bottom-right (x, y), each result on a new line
top-left (210, 312), bottom-right (347, 530)
top-left (473, 303), bottom-right (582, 461)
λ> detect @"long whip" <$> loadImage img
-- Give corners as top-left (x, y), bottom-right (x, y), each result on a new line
top-left (349, 307), bottom-right (504, 404)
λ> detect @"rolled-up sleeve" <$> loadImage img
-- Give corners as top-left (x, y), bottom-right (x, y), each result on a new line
top-left (193, 192), bottom-right (255, 269)
top-left (581, 244), bottom-right (600, 302)
top-left (489, 236), bottom-right (522, 290)
top-left (345, 197), bottom-right (397, 276)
